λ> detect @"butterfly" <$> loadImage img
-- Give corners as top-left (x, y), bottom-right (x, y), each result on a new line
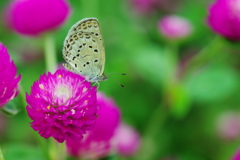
top-left (62, 17), bottom-right (108, 83)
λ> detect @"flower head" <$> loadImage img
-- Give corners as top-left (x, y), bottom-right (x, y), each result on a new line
top-left (67, 92), bottom-right (121, 159)
top-left (113, 123), bottom-right (141, 156)
top-left (216, 111), bottom-right (240, 140)
top-left (0, 43), bottom-right (21, 108)
top-left (26, 69), bottom-right (98, 143)
top-left (5, 0), bottom-right (71, 36)
top-left (158, 15), bottom-right (193, 39)
top-left (232, 149), bottom-right (240, 160)
top-left (208, 0), bottom-right (240, 41)
top-left (131, 0), bottom-right (156, 14)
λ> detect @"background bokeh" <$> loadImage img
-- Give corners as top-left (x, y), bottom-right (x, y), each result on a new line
top-left (1, 0), bottom-right (240, 160)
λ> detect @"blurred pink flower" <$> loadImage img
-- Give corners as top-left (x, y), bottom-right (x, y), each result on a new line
top-left (57, 63), bottom-right (67, 71)
top-left (131, 0), bottom-right (157, 14)
top-left (158, 15), bottom-right (193, 39)
top-left (18, 47), bottom-right (43, 63)
top-left (26, 69), bottom-right (98, 143)
top-left (131, 0), bottom-right (180, 15)
top-left (5, 0), bottom-right (71, 36)
top-left (216, 112), bottom-right (240, 140)
top-left (0, 43), bottom-right (21, 108)
top-left (113, 123), bottom-right (141, 156)
top-left (67, 92), bottom-right (121, 159)
top-left (232, 149), bottom-right (240, 160)
top-left (208, 0), bottom-right (240, 41)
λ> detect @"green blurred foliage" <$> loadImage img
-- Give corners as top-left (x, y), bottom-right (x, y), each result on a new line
top-left (0, 0), bottom-right (240, 160)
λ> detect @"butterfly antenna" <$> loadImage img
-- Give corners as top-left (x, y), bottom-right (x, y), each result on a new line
top-left (107, 75), bottom-right (125, 88)
top-left (107, 73), bottom-right (126, 75)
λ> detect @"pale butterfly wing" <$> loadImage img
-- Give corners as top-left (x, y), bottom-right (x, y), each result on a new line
top-left (62, 18), bottom-right (107, 82)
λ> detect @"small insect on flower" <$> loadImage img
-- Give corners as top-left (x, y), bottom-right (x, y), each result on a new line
top-left (26, 69), bottom-right (99, 143)
top-left (62, 17), bottom-right (126, 87)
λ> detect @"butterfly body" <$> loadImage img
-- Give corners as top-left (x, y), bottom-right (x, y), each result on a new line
top-left (62, 18), bottom-right (108, 83)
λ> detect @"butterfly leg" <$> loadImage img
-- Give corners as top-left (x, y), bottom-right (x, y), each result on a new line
top-left (92, 82), bottom-right (100, 89)
top-left (77, 79), bottom-right (86, 85)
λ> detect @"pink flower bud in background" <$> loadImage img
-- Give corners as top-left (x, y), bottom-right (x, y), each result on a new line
top-left (216, 112), bottom-right (240, 140)
top-left (67, 92), bottom-right (121, 159)
top-left (130, 0), bottom-right (179, 15)
top-left (4, 0), bottom-right (71, 36)
top-left (0, 43), bottom-right (21, 108)
top-left (208, 0), bottom-right (240, 41)
top-left (232, 149), bottom-right (240, 160)
top-left (18, 47), bottom-right (43, 64)
top-left (113, 123), bottom-right (141, 156)
top-left (131, 0), bottom-right (157, 14)
top-left (158, 15), bottom-right (193, 39)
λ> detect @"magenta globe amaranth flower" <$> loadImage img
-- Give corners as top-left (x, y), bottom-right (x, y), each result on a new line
top-left (216, 112), bottom-right (240, 140)
top-left (158, 15), bottom-right (193, 39)
top-left (232, 149), bottom-right (240, 160)
top-left (208, 0), bottom-right (240, 41)
top-left (113, 123), bottom-right (141, 156)
top-left (5, 0), bottom-right (71, 36)
top-left (26, 69), bottom-right (98, 143)
top-left (0, 43), bottom-right (21, 108)
top-left (67, 92), bottom-right (121, 159)
top-left (131, 0), bottom-right (155, 14)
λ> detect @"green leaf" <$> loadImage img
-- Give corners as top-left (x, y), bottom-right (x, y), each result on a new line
top-left (1, 101), bottom-right (19, 116)
top-left (132, 45), bottom-right (175, 87)
top-left (184, 64), bottom-right (239, 104)
top-left (167, 83), bottom-right (192, 118)
top-left (2, 143), bottom-right (44, 160)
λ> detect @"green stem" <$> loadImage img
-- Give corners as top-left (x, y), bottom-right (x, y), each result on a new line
top-left (18, 84), bottom-right (28, 111)
top-left (167, 40), bottom-right (179, 64)
top-left (57, 142), bottom-right (66, 160)
top-left (19, 85), bottom-right (51, 160)
top-left (49, 138), bottom-right (58, 160)
top-left (43, 33), bottom-right (57, 72)
top-left (0, 147), bottom-right (4, 160)
top-left (184, 36), bottom-right (226, 77)
top-left (134, 104), bottom-right (168, 160)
